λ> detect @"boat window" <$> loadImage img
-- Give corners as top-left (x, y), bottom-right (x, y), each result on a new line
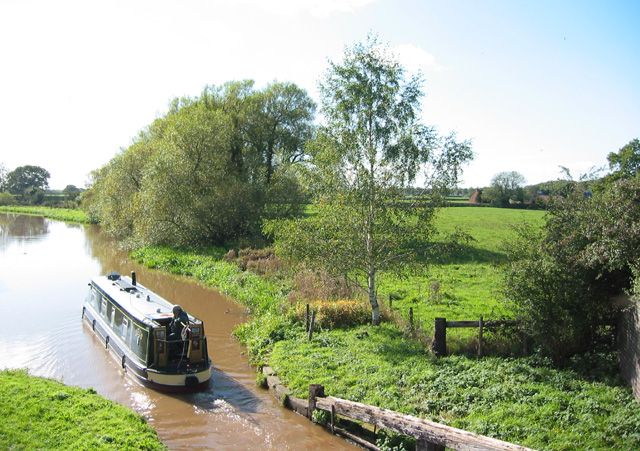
top-left (100, 297), bottom-right (107, 317)
top-left (86, 287), bottom-right (100, 310)
top-left (110, 306), bottom-right (115, 327)
top-left (121, 317), bottom-right (129, 340)
top-left (113, 307), bottom-right (123, 331)
top-left (129, 323), bottom-right (149, 362)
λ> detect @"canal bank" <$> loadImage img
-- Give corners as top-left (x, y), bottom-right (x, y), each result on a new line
top-left (0, 213), bottom-right (354, 449)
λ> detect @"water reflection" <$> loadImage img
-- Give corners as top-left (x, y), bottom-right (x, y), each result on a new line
top-left (0, 213), bottom-right (353, 449)
top-left (0, 213), bottom-right (49, 250)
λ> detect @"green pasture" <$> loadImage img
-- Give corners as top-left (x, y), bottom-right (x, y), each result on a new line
top-left (380, 207), bottom-right (545, 346)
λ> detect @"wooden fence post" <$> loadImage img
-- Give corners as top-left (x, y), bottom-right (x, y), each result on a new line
top-left (305, 303), bottom-right (310, 332)
top-left (308, 384), bottom-right (325, 419)
top-left (478, 316), bottom-right (484, 357)
top-left (409, 307), bottom-right (414, 333)
top-left (308, 310), bottom-right (316, 341)
top-left (432, 317), bottom-right (446, 357)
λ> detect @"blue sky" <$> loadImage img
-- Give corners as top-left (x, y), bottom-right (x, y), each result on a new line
top-left (0, 0), bottom-right (638, 189)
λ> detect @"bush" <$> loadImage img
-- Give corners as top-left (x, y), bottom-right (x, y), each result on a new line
top-left (294, 300), bottom-right (371, 329)
top-left (0, 192), bottom-right (16, 206)
top-left (287, 269), bottom-right (358, 303)
top-left (503, 179), bottom-right (640, 362)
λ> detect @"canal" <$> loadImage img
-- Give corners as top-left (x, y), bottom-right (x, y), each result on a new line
top-left (0, 213), bottom-right (353, 449)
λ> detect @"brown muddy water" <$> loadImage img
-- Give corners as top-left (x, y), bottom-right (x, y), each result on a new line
top-left (0, 213), bottom-right (354, 450)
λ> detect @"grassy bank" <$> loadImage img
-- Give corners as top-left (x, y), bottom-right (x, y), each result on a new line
top-left (0, 205), bottom-right (91, 223)
top-left (129, 207), bottom-right (640, 449)
top-left (0, 369), bottom-right (165, 450)
top-left (269, 326), bottom-right (640, 450)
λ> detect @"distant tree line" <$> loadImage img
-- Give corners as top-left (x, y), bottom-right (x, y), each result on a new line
top-left (459, 139), bottom-right (640, 209)
top-left (0, 163), bottom-right (82, 207)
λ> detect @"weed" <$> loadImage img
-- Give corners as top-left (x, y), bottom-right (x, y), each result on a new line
top-left (294, 300), bottom-right (371, 329)
top-left (256, 373), bottom-right (268, 389)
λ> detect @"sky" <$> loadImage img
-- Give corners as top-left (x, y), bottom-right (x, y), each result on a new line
top-left (0, 0), bottom-right (638, 189)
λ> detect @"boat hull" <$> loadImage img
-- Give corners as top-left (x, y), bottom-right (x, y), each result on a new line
top-left (82, 305), bottom-right (211, 392)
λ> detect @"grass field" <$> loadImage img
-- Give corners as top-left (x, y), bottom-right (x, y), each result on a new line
top-left (0, 205), bottom-right (91, 223)
top-left (380, 207), bottom-right (545, 348)
top-left (0, 370), bottom-right (165, 450)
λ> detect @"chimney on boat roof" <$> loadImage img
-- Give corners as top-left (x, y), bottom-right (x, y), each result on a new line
top-left (131, 271), bottom-right (137, 286)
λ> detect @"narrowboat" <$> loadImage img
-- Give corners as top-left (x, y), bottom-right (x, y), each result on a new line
top-left (82, 271), bottom-right (211, 391)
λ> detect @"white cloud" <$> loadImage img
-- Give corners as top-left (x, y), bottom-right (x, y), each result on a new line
top-left (393, 43), bottom-right (445, 75)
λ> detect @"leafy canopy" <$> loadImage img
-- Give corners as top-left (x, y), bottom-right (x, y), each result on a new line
top-left (5, 165), bottom-right (50, 195)
top-left (268, 36), bottom-right (473, 324)
top-left (85, 80), bottom-right (315, 247)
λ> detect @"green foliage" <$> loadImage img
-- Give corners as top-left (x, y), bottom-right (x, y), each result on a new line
top-left (85, 80), bottom-right (315, 247)
top-left (0, 369), bottom-right (164, 450)
top-left (0, 205), bottom-right (91, 223)
top-left (311, 408), bottom-right (330, 425)
top-left (607, 138), bottom-right (640, 179)
top-left (376, 429), bottom-right (415, 451)
top-left (269, 325), bottom-right (640, 450)
top-left (5, 165), bottom-right (50, 202)
top-left (270, 35), bottom-right (472, 325)
top-left (0, 192), bottom-right (16, 206)
top-left (255, 372), bottom-right (268, 388)
top-left (127, 205), bottom-right (640, 449)
top-left (233, 313), bottom-right (299, 366)
top-left (505, 178), bottom-right (640, 361)
top-left (130, 246), bottom-right (286, 314)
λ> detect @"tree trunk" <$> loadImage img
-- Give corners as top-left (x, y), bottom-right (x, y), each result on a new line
top-left (368, 268), bottom-right (380, 325)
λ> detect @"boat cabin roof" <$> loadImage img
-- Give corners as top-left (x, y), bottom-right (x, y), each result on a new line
top-left (91, 273), bottom-right (198, 327)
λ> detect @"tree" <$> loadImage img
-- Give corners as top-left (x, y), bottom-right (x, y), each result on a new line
top-left (5, 165), bottom-right (50, 204)
top-left (248, 82), bottom-right (316, 184)
top-left (505, 177), bottom-right (640, 362)
top-left (85, 80), bottom-right (315, 247)
top-left (62, 184), bottom-right (82, 201)
top-left (486, 171), bottom-right (526, 207)
top-left (0, 163), bottom-right (7, 192)
top-left (268, 36), bottom-right (473, 325)
top-left (607, 138), bottom-right (640, 179)
top-left (5, 165), bottom-right (50, 194)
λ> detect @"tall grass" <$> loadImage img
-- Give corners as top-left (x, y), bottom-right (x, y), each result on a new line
top-left (130, 246), bottom-right (287, 314)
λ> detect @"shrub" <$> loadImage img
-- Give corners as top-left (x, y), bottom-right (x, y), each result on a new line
top-left (287, 269), bottom-right (358, 303)
top-left (294, 300), bottom-right (371, 329)
top-left (225, 247), bottom-right (283, 276)
top-left (0, 192), bottom-right (16, 206)
top-left (503, 179), bottom-right (640, 362)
